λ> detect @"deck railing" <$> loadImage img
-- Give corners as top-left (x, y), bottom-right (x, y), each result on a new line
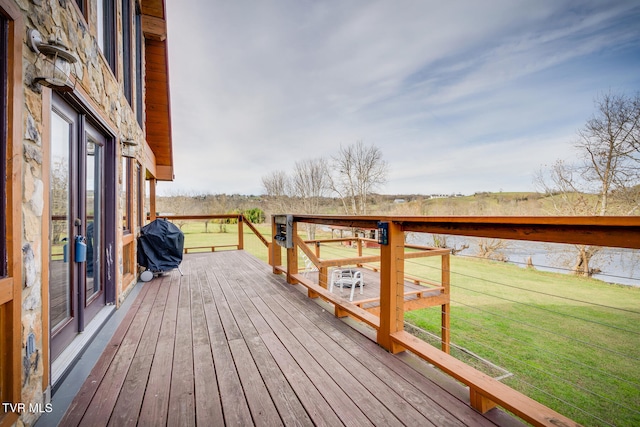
top-left (272, 215), bottom-right (640, 427)
top-left (155, 214), bottom-right (270, 257)
top-left (152, 213), bottom-right (640, 426)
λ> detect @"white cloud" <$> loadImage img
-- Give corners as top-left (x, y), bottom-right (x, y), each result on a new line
top-left (163, 0), bottom-right (640, 196)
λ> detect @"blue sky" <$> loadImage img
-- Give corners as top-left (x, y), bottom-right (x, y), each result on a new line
top-left (163, 0), bottom-right (640, 196)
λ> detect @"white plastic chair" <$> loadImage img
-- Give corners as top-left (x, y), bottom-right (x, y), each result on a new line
top-left (329, 269), bottom-right (364, 301)
top-left (302, 254), bottom-right (318, 277)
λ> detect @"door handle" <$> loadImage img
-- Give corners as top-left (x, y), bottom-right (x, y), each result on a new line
top-left (75, 235), bottom-right (87, 263)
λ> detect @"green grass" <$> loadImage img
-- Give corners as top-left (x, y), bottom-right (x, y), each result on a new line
top-left (174, 220), bottom-right (640, 426)
top-left (404, 256), bottom-right (640, 426)
top-left (175, 220), bottom-right (272, 261)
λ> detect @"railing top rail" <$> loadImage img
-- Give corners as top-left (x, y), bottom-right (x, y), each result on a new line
top-left (290, 214), bottom-right (640, 249)
top-left (291, 214), bottom-right (640, 226)
top-left (157, 214), bottom-right (270, 248)
top-left (156, 214), bottom-right (241, 220)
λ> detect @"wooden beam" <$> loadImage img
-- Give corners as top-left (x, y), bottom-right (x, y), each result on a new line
top-left (0, 2), bottom-right (25, 420)
top-left (237, 216), bottom-right (244, 250)
top-left (286, 222), bottom-right (299, 284)
top-left (155, 165), bottom-right (173, 181)
top-left (271, 219), bottom-right (281, 274)
top-left (402, 216), bottom-right (640, 250)
top-left (148, 178), bottom-right (157, 222)
top-left (141, 14), bottom-right (166, 41)
top-left (377, 221), bottom-right (405, 353)
top-left (293, 215), bottom-right (640, 250)
top-left (143, 140), bottom-right (157, 177)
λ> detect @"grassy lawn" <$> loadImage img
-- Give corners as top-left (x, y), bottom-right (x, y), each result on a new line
top-left (173, 220), bottom-right (639, 426)
top-left (404, 256), bottom-right (640, 426)
top-left (175, 220), bottom-right (272, 261)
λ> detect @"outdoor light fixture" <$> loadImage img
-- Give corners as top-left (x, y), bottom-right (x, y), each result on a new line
top-left (28, 29), bottom-right (78, 92)
top-left (121, 138), bottom-right (138, 158)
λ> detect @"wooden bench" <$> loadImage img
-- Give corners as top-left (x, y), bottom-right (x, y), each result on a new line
top-left (390, 330), bottom-right (580, 427)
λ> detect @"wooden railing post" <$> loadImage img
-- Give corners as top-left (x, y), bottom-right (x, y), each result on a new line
top-left (319, 266), bottom-right (328, 289)
top-left (149, 178), bottom-right (157, 222)
top-left (377, 221), bottom-right (405, 353)
top-left (238, 215), bottom-right (244, 250)
top-left (286, 221), bottom-right (298, 284)
top-left (271, 217), bottom-right (281, 274)
top-left (357, 238), bottom-right (363, 257)
top-left (315, 241), bottom-right (321, 258)
top-left (441, 252), bottom-right (451, 354)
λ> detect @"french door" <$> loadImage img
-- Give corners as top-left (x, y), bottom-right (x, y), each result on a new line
top-left (49, 94), bottom-right (109, 361)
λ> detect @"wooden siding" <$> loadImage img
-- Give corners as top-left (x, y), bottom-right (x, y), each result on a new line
top-left (0, 1), bottom-right (23, 425)
top-left (59, 251), bottom-right (511, 426)
top-left (144, 37), bottom-right (173, 180)
top-left (140, 0), bottom-right (173, 181)
top-left (141, 0), bottom-right (164, 19)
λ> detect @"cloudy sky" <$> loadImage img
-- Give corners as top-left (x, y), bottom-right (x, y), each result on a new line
top-left (162, 0), bottom-right (640, 196)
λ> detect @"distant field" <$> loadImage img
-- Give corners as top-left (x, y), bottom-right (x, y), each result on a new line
top-left (174, 220), bottom-right (639, 426)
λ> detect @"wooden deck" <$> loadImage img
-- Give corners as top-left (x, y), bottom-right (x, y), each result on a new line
top-left (59, 251), bottom-right (515, 426)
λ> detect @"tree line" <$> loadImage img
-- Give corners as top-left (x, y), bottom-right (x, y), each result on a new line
top-left (261, 141), bottom-right (388, 238)
top-left (157, 91), bottom-right (639, 277)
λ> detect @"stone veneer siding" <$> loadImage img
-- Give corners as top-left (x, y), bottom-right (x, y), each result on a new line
top-left (16, 0), bottom-right (144, 424)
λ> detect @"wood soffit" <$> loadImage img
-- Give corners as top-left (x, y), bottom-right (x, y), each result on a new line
top-left (142, 0), bottom-right (174, 181)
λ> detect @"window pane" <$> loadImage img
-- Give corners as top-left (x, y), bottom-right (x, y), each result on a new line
top-left (145, 179), bottom-right (150, 222)
top-left (121, 157), bottom-right (129, 231)
top-left (86, 138), bottom-right (102, 300)
top-left (135, 7), bottom-right (144, 126)
top-left (136, 163), bottom-right (143, 229)
top-left (97, 0), bottom-right (115, 71)
top-left (50, 110), bottom-right (72, 330)
top-left (96, 0), bottom-right (104, 52)
top-left (75, 0), bottom-right (85, 16)
top-left (122, 0), bottom-right (132, 104)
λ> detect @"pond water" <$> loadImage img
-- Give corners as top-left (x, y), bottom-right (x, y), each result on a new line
top-left (406, 233), bottom-right (640, 287)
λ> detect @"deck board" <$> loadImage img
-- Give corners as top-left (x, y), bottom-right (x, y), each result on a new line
top-left (167, 272), bottom-right (195, 427)
top-left (189, 263), bottom-right (225, 427)
top-left (59, 251), bottom-right (510, 426)
top-left (137, 272), bottom-right (180, 426)
top-left (107, 273), bottom-right (170, 427)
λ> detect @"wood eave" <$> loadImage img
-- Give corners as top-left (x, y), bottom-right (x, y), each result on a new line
top-left (142, 0), bottom-right (174, 182)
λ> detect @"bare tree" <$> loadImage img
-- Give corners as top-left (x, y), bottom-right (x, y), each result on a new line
top-left (535, 91), bottom-right (640, 276)
top-left (330, 141), bottom-right (388, 215)
top-left (262, 169), bottom-right (293, 216)
top-left (291, 158), bottom-right (330, 239)
top-left (431, 234), bottom-right (469, 255)
top-left (262, 170), bottom-right (290, 198)
top-left (477, 239), bottom-right (509, 262)
top-left (535, 159), bottom-right (595, 215)
top-left (51, 159), bottom-right (69, 244)
top-left (575, 92), bottom-right (640, 215)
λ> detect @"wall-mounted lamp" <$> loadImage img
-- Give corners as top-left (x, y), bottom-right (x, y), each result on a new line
top-left (121, 138), bottom-right (138, 158)
top-left (28, 29), bottom-right (78, 92)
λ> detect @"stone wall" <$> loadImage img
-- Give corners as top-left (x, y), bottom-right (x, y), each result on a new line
top-left (16, 0), bottom-right (144, 423)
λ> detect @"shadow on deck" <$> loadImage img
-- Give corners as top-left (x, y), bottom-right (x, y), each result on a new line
top-left (56, 251), bottom-right (520, 426)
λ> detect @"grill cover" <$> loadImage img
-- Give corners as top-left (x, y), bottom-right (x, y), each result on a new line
top-left (137, 219), bottom-right (184, 272)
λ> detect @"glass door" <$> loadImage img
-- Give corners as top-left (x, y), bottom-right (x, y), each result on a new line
top-left (50, 96), bottom-right (107, 361)
top-left (83, 123), bottom-right (105, 322)
top-left (50, 104), bottom-right (75, 358)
